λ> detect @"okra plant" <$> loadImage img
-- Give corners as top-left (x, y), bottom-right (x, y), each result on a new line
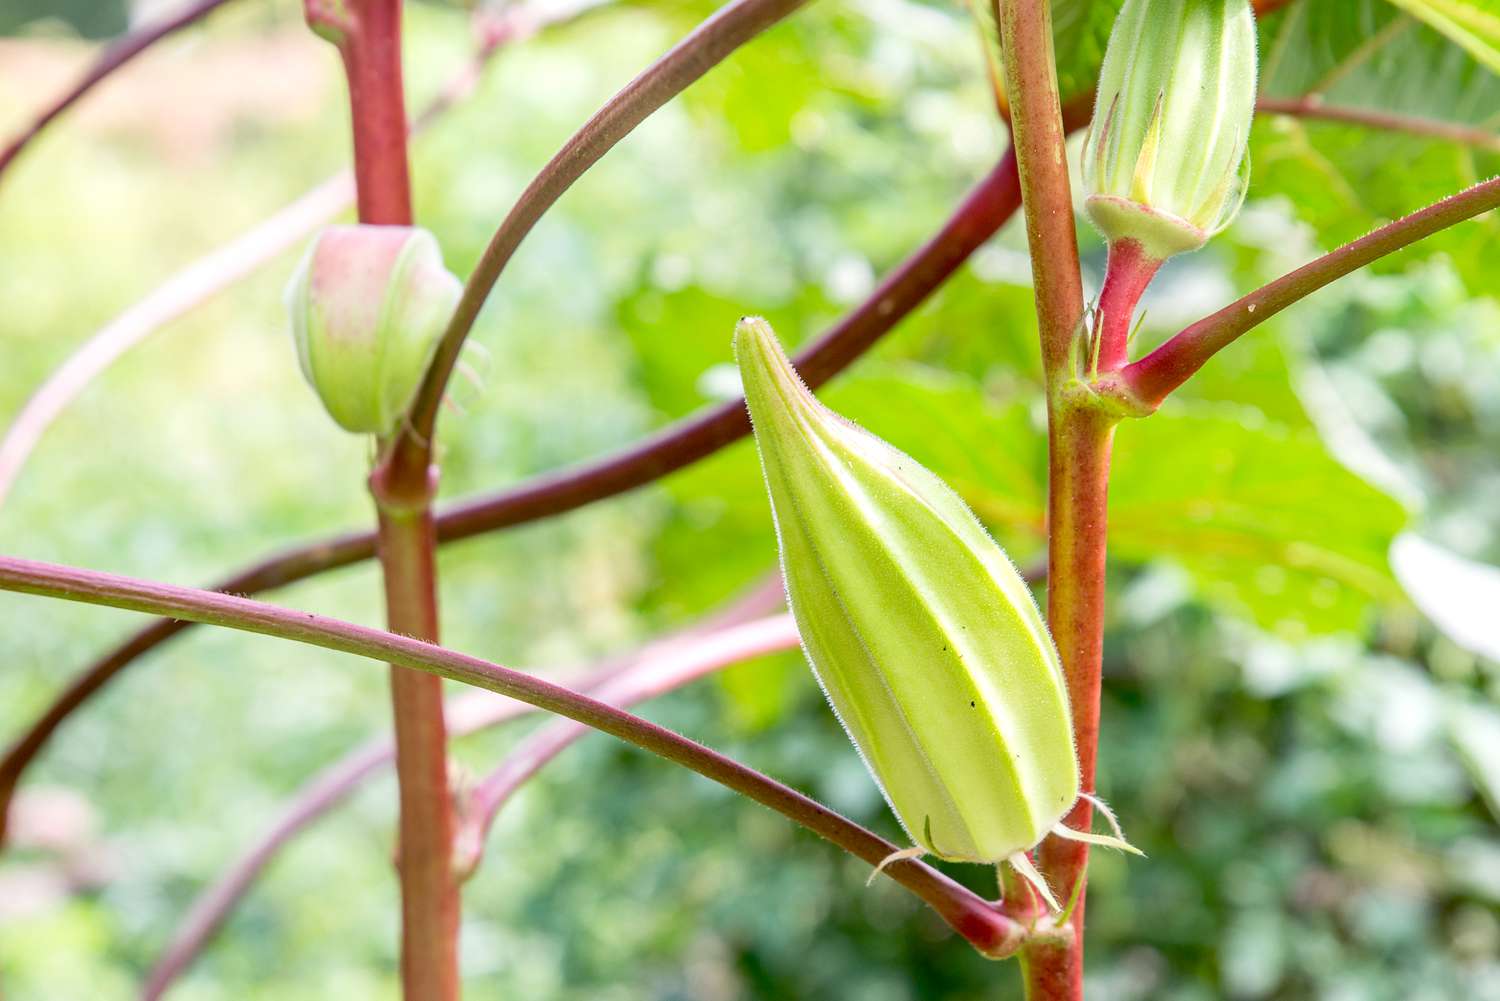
top-left (2, 0), bottom-right (1498, 998)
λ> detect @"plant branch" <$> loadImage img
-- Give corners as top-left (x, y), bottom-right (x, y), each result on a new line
top-left (1257, 97), bottom-right (1500, 153)
top-left (142, 574), bottom-right (785, 998)
top-left (1122, 174), bottom-right (1500, 407)
top-left (452, 613), bottom-right (801, 875)
top-left (313, 0), bottom-right (467, 993)
top-left (996, 0), bottom-right (1084, 378)
top-left (0, 555), bottom-right (1034, 959)
top-left (384, 0), bottom-right (815, 488)
top-left (0, 0), bottom-right (238, 182)
top-left (147, 580), bottom-right (785, 994)
top-left (0, 149), bottom-right (1021, 837)
top-left (998, 2), bottom-right (1099, 998)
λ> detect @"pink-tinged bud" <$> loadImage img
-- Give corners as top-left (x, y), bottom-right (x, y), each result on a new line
top-left (285, 225), bottom-right (462, 435)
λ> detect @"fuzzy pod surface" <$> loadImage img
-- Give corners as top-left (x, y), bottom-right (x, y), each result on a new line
top-left (286, 224), bottom-right (462, 435)
top-left (735, 317), bottom-right (1079, 866)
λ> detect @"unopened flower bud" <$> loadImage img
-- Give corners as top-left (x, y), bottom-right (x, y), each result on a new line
top-left (285, 225), bottom-right (462, 435)
top-left (1081, 0), bottom-right (1257, 261)
top-left (736, 318), bottom-right (1138, 905)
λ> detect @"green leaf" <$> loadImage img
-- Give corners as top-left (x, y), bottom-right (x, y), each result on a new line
top-left (1051, 0), bottom-right (1126, 105)
top-left (1252, 0), bottom-right (1500, 286)
top-left (1384, 0), bottom-right (1500, 74)
top-left (1110, 403), bottom-right (1411, 635)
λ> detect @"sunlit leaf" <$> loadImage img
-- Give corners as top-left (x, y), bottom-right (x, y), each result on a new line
top-left (1110, 403), bottom-right (1411, 634)
top-left (1251, 0), bottom-right (1500, 286)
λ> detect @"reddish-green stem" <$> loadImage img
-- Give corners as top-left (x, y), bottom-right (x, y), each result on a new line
top-left (997, 0), bottom-right (1084, 377)
top-left (374, 502), bottom-right (459, 1000)
top-left (1122, 174), bottom-right (1500, 408)
top-left (1256, 97), bottom-right (1500, 154)
top-left (1028, 408), bottom-right (1114, 998)
top-left (314, 0), bottom-right (459, 993)
top-left (384, 0), bottom-right (813, 490)
top-left (0, 554), bottom-right (1041, 959)
top-left (998, 1), bottom-right (1099, 997)
top-left (1093, 239), bottom-right (1161, 373)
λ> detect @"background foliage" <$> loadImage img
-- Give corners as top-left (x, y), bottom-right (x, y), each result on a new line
top-left (1, 0), bottom-right (1498, 998)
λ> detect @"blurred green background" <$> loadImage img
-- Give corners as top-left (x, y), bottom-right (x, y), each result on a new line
top-left (1, 0), bottom-right (1498, 998)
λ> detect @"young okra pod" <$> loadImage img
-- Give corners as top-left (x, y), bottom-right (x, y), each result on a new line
top-left (735, 318), bottom-right (1137, 908)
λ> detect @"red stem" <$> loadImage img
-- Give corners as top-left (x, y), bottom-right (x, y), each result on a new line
top-left (375, 505), bottom-right (459, 1000)
top-left (997, 0), bottom-right (1084, 377)
top-left (1123, 174), bottom-right (1500, 407)
top-left (335, 0), bottom-right (413, 225)
top-left (144, 575), bottom-right (787, 998)
top-left (1027, 410), bottom-right (1114, 998)
top-left (998, 1), bottom-right (1096, 996)
top-left (318, 0), bottom-right (458, 994)
top-left (1093, 239), bottom-right (1161, 373)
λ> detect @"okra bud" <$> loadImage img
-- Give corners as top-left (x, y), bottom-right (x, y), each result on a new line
top-left (1080, 0), bottom-right (1258, 261)
top-left (736, 318), bottom-right (1137, 907)
top-left (285, 224), bottom-right (462, 435)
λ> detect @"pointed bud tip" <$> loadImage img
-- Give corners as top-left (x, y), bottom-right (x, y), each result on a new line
top-left (732, 315), bottom-right (777, 356)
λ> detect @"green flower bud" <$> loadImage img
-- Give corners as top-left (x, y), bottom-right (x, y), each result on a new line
top-left (1080, 0), bottom-right (1257, 261)
top-left (285, 225), bottom-right (462, 435)
top-left (736, 318), bottom-right (1138, 905)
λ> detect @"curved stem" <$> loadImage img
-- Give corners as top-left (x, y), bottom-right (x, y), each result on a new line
top-left (0, 554), bottom-right (1030, 958)
top-left (142, 574), bottom-right (785, 998)
top-left (0, 0), bottom-right (238, 182)
top-left (0, 150), bottom-right (1021, 837)
top-left (1256, 96), bottom-right (1500, 153)
top-left (1122, 174), bottom-right (1500, 407)
top-left (384, 0), bottom-right (816, 489)
top-left (452, 614), bottom-right (800, 875)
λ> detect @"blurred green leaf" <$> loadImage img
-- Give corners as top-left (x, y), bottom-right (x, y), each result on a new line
top-left (1448, 699), bottom-right (1500, 823)
top-left (1253, 0), bottom-right (1500, 286)
top-left (1050, 0), bottom-right (1124, 105)
top-left (1385, 0), bottom-right (1500, 73)
top-left (1111, 404), bottom-right (1410, 634)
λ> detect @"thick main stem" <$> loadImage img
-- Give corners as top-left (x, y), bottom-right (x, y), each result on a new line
top-left (322, 0), bottom-right (460, 994)
top-left (1026, 407), bottom-right (1114, 999)
top-left (376, 503), bottom-right (460, 1001)
top-left (996, 0), bottom-right (1095, 996)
